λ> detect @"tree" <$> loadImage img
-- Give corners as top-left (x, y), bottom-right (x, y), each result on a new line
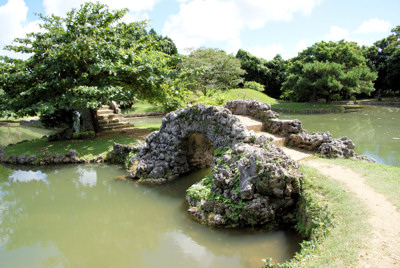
top-left (0, 2), bottom-right (184, 131)
top-left (385, 49), bottom-right (400, 94)
top-left (235, 49), bottom-right (286, 98)
top-left (179, 48), bottom-right (244, 96)
top-left (363, 25), bottom-right (400, 97)
top-left (282, 40), bottom-right (377, 102)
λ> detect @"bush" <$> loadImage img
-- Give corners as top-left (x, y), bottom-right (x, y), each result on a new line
top-left (244, 81), bottom-right (265, 92)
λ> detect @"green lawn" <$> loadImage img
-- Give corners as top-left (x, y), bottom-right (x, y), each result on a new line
top-left (220, 88), bottom-right (279, 105)
top-left (121, 101), bottom-right (164, 115)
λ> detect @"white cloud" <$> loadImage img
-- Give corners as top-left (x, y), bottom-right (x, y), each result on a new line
top-left (295, 40), bottom-right (309, 53)
top-left (163, 0), bottom-right (321, 52)
top-left (356, 18), bottom-right (392, 34)
top-left (0, 0), bottom-right (41, 58)
top-left (43, 0), bottom-right (160, 21)
top-left (248, 44), bottom-right (284, 60)
top-left (324, 26), bottom-right (350, 41)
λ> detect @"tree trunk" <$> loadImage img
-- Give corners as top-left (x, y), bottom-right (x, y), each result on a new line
top-left (90, 108), bottom-right (101, 133)
top-left (311, 88), bottom-right (317, 103)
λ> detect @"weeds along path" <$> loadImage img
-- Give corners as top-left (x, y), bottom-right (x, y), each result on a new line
top-left (303, 159), bottom-right (400, 267)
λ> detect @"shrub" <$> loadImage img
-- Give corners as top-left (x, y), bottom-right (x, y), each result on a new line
top-left (244, 81), bottom-right (265, 92)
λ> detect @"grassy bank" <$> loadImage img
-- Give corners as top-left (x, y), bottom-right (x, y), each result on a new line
top-left (282, 163), bottom-right (369, 267)
top-left (123, 88), bottom-right (345, 116)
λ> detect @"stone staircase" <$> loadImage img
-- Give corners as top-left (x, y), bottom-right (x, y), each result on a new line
top-left (97, 105), bottom-right (134, 131)
top-left (235, 115), bottom-right (312, 162)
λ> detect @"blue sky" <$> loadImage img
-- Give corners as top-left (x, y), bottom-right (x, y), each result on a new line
top-left (1, 0), bottom-right (399, 59)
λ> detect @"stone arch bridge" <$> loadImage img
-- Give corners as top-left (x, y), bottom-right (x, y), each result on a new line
top-left (128, 100), bottom-right (359, 227)
top-left (130, 100), bottom-right (303, 227)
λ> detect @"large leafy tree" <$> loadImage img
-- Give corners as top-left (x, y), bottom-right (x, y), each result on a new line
top-left (363, 26), bottom-right (400, 97)
top-left (235, 49), bottom-right (286, 98)
top-left (282, 40), bottom-right (377, 102)
top-left (0, 2), bottom-right (184, 130)
top-left (179, 48), bottom-right (244, 96)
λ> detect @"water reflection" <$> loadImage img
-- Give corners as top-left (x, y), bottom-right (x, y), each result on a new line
top-left (77, 167), bottom-right (97, 187)
top-left (0, 164), bottom-right (301, 267)
top-left (0, 126), bottom-right (55, 147)
top-left (10, 170), bottom-right (48, 184)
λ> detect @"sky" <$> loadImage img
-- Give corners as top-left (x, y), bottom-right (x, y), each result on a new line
top-left (0, 0), bottom-right (399, 60)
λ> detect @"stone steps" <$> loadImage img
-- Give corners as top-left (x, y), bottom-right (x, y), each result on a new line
top-left (98, 114), bottom-right (120, 120)
top-left (257, 132), bottom-right (287, 147)
top-left (96, 105), bottom-right (133, 131)
top-left (234, 115), bottom-right (264, 132)
top-left (236, 115), bottom-right (312, 162)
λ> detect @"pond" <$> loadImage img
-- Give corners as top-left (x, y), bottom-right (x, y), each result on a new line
top-left (279, 106), bottom-right (400, 167)
top-left (0, 125), bottom-right (55, 147)
top-left (0, 164), bottom-right (301, 267)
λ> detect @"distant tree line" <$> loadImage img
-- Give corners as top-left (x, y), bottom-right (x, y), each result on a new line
top-left (236, 26), bottom-right (400, 103)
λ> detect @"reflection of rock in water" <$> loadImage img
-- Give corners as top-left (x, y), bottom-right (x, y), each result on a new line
top-left (113, 175), bottom-right (129, 181)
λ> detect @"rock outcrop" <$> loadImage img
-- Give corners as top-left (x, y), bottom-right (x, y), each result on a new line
top-left (130, 103), bottom-right (303, 227)
top-left (130, 104), bottom-right (253, 183)
top-left (186, 137), bottom-right (301, 227)
top-left (224, 99), bottom-right (278, 121)
top-left (225, 99), bottom-right (369, 161)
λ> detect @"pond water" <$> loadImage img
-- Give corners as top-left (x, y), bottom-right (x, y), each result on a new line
top-left (279, 106), bottom-right (400, 167)
top-left (0, 164), bottom-right (302, 267)
top-left (0, 125), bottom-right (55, 147)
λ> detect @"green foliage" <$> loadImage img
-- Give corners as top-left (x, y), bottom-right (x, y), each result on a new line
top-left (385, 49), bottom-right (400, 95)
top-left (236, 50), bottom-right (287, 98)
top-left (261, 258), bottom-right (275, 268)
top-left (186, 174), bottom-right (213, 201)
top-left (180, 48), bottom-right (245, 96)
top-left (282, 40), bottom-right (377, 102)
top-left (295, 180), bottom-right (332, 238)
top-left (244, 81), bottom-right (264, 92)
top-left (39, 109), bottom-right (74, 129)
top-left (0, 2), bottom-right (185, 123)
top-left (124, 151), bottom-right (137, 169)
top-left (363, 25), bottom-right (400, 97)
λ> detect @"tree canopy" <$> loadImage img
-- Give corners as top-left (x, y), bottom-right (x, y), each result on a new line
top-left (179, 48), bottom-right (244, 96)
top-left (235, 49), bottom-right (286, 98)
top-left (282, 40), bottom-right (377, 102)
top-left (0, 2), bottom-right (184, 123)
top-left (363, 26), bottom-right (400, 97)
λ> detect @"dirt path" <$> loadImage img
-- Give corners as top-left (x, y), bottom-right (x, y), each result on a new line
top-left (303, 159), bottom-right (400, 267)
